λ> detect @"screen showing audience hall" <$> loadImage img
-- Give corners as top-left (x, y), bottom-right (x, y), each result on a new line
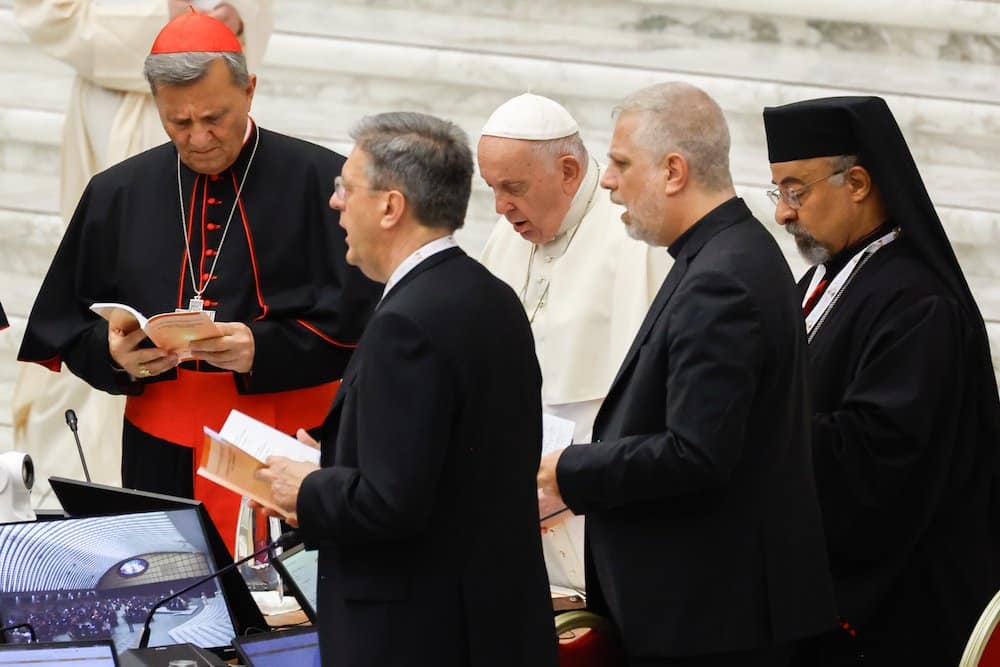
top-left (0, 509), bottom-right (236, 654)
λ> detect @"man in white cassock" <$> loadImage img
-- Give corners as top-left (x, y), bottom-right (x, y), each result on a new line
top-left (478, 93), bottom-right (670, 593)
top-left (11, 0), bottom-right (272, 507)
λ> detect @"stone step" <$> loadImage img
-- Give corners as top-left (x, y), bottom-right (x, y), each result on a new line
top-left (638, 0), bottom-right (1000, 36)
top-left (274, 0), bottom-right (1000, 97)
top-left (3, 5), bottom-right (999, 165)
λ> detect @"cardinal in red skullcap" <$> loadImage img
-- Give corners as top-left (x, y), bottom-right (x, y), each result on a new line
top-left (18, 6), bottom-right (381, 556)
top-left (150, 6), bottom-right (243, 55)
top-left (10, 2), bottom-right (278, 520)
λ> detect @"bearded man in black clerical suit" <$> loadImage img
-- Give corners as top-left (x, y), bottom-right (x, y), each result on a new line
top-left (536, 82), bottom-right (836, 667)
top-left (764, 97), bottom-right (1000, 667)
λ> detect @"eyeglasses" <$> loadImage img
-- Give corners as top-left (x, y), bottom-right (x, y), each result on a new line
top-left (333, 176), bottom-right (350, 201)
top-left (766, 169), bottom-right (846, 210)
top-left (333, 176), bottom-right (387, 201)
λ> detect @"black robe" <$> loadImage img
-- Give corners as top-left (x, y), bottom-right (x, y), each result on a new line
top-left (18, 123), bottom-right (380, 492)
top-left (801, 233), bottom-right (994, 665)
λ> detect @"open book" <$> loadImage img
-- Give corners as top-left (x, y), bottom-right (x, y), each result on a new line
top-left (90, 302), bottom-right (222, 359)
top-left (197, 410), bottom-right (321, 516)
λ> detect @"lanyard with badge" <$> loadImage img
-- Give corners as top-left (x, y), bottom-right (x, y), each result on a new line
top-left (175, 124), bottom-right (260, 319)
top-left (802, 228), bottom-right (900, 342)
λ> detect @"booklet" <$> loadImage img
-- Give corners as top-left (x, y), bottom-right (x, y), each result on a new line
top-left (198, 431), bottom-right (288, 515)
top-left (197, 410), bottom-right (322, 516)
top-left (90, 302), bottom-right (222, 359)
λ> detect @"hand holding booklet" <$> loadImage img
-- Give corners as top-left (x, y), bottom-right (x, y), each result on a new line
top-left (90, 302), bottom-right (221, 359)
top-left (197, 410), bottom-right (321, 517)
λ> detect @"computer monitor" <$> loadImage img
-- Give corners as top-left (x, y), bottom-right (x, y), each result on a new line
top-left (271, 544), bottom-right (318, 622)
top-left (0, 639), bottom-right (119, 666)
top-left (48, 477), bottom-right (266, 639)
top-left (49, 477), bottom-right (201, 515)
top-left (0, 508), bottom-right (236, 656)
top-left (233, 627), bottom-right (320, 667)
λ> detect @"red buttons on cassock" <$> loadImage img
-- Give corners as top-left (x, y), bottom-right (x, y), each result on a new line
top-left (207, 223), bottom-right (220, 230)
top-left (202, 273), bottom-right (211, 281)
top-left (208, 197), bottom-right (220, 205)
top-left (210, 174), bottom-right (220, 181)
top-left (205, 249), bottom-right (216, 256)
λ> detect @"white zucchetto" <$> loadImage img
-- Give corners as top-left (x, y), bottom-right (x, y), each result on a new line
top-left (480, 93), bottom-right (579, 141)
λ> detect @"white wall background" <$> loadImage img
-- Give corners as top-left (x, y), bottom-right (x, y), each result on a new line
top-left (1, 0), bottom-right (998, 445)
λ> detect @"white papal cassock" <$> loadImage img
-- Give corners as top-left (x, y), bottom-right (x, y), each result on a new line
top-left (480, 158), bottom-right (670, 591)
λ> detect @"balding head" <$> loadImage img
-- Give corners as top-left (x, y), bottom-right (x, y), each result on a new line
top-left (613, 82), bottom-right (734, 193)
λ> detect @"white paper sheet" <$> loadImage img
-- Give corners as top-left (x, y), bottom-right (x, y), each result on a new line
top-left (542, 413), bottom-right (576, 457)
top-left (217, 409), bottom-right (321, 465)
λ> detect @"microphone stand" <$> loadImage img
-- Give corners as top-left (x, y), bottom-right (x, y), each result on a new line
top-left (64, 409), bottom-right (91, 483)
top-left (137, 531), bottom-right (297, 649)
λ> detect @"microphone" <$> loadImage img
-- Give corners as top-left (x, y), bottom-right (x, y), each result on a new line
top-left (137, 530), bottom-right (298, 648)
top-left (64, 409), bottom-right (91, 483)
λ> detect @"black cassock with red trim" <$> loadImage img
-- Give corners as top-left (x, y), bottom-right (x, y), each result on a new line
top-left (18, 122), bottom-right (381, 546)
top-left (20, 121), bottom-right (379, 393)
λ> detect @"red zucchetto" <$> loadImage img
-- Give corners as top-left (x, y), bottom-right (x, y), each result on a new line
top-left (149, 7), bottom-right (242, 55)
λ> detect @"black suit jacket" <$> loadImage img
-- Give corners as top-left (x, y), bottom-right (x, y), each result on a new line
top-left (297, 247), bottom-right (557, 667)
top-left (558, 198), bottom-right (836, 658)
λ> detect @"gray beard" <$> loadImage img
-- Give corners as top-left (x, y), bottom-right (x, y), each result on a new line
top-left (787, 222), bottom-right (832, 266)
top-left (625, 217), bottom-right (658, 246)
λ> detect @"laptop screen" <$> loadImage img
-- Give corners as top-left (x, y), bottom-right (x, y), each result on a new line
top-left (48, 476), bottom-right (266, 639)
top-left (0, 640), bottom-right (118, 665)
top-left (0, 509), bottom-right (236, 654)
top-left (273, 545), bottom-right (318, 620)
top-left (234, 628), bottom-right (320, 667)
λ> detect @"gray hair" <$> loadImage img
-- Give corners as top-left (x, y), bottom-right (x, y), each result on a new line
top-left (350, 112), bottom-right (474, 231)
top-left (828, 155), bottom-right (860, 185)
top-left (613, 82), bottom-right (734, 193)
top-left (534, 132), bottom-right (589, 165)
top-left (143, 51), bottom-right (249, 95)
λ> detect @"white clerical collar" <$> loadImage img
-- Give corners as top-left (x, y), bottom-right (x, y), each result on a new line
top-left (549, 157), bottom-right (600, 242)
top-left (382, 235), bottom-right (459, 300)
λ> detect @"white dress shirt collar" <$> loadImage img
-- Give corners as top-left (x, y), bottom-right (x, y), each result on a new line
top-left (382, 235), bottom-right (459, 300)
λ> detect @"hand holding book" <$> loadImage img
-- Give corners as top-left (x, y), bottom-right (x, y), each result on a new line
top-left (198, 410), bottom-right (322, 523)
top-left (91, 302), bottom-right (222, 359)
top-left (187, 321), bottom-right (255, 373)
top-left (108, 325), bottom-right (178, 379)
